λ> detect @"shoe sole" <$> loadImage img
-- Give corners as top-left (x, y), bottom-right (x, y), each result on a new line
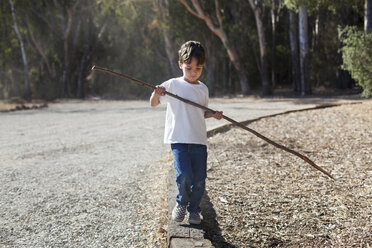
top-left (188, 219), bottom-right (201, 225)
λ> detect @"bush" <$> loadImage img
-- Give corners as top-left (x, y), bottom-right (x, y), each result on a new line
top-left (340, 26), bottom-right (372, 98)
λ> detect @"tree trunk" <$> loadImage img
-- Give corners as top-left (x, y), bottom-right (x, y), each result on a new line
top-left (62, 6), bottom-right (72, 97)
top-left (179, 0), bottom-right (250, 95)
top-left (270, 0), bottom-right (277, 89)
top-left (298, 4), bottom-right (311, 95)
top-left (77, 18), bottom-right (90, 99)
top-left (365, 0), bottom-right (372, 34)
top-left (9, 0), bottom-right (31, 101)
top-left (338, 1), bottom-right (354, 89)
top-left (228, 61), bottom-right (233, 94)
top-left (248, 0), bottom-right (271, 95)
top-left (163, 29), bottom-right (179, 76)
top-left (158, 0), bottom-right (179, 77)
top-left (77, 54), bottom-right (87, 99)
top-left (223, 38), bottom-right (250, 95)
top-left (289, 10), bottom-right (300, 92)
top-left (7, 69), bottom-right (16, 98)
top-left (312, 10), bottom-right (319, 50)
top-left (56, 0), bottom-right (82, 97)
top-left (26, 22), bottom-right (53, 78)
top-left (205, 38), bottom-right (215, 96)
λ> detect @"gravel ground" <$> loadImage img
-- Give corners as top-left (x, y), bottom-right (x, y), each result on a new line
top-left (1, 98), bottom-right (366, 247)
top-left (204, 101), bottom-right (372, 247)
top-left (0, 101), bottom-right (169, 247)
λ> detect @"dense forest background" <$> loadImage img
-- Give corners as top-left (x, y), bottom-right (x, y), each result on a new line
top-left (1, 0), bottom-right (371, 101)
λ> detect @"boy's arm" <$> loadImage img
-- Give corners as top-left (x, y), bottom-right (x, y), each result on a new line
top-left (205, 110), bottom-right (223, 120)
top-left (150, 86), bottom-right (165, 107)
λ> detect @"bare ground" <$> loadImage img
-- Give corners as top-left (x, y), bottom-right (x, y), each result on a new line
top-left (204, 101), bottom-right (372, 247)
top-left (1, 98), bottom-right (369, 247)
top-left (0, 100), bottom-right (169, 247)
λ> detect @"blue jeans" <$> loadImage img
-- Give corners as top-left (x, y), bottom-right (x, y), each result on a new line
top-left (171, 143), bottom-right (207, 213)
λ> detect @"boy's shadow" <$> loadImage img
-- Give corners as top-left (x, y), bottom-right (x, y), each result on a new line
top-left (200, 191), bottom-right (235, 248)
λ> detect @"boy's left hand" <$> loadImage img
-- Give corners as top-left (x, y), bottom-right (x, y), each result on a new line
top-left (214, 111), bottom-right (223, 120)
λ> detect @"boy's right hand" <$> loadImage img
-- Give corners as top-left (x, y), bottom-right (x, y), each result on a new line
top-left (154, 85), bottom-right (166, 96)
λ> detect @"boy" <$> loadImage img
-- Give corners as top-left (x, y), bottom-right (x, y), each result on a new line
top-left (150, 41), bottom-right (223, 225)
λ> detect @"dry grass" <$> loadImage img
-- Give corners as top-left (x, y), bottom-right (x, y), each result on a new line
top-left (0, 100), bottom-right (47, 112)
top-left (205, 102), bottom-right (372, 247)
top-left (142, 156), bottom-right (171, 247)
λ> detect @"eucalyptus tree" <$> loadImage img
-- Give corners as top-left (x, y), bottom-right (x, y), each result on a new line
top-left (288, 8), bottom-right (300, 92)
top-left (366, 0), bottom-right (372, 33)
top-left (73, 0), bottom-right (107, 98)
top-left (285, 0), bottom-right (313, 95)
top-left (96, 0), bottom-right (171, 97)
top-left (8, 0), bottom-right (31, 101)
top-left (155, 0), bottom-right (179, 77)
top-left (336, 0), bottom-right (356, 89)
top-left (52, 0), bottom-right (85, 97)
top-left (25, 0), bottom-right (103, 99)
top-left (248, 0), bottom-right (271, 95)
top-left (156, 0), bottom-right (224, 95)
top-left (269, 0), bottom-right (284, 89)
top-left (179, 0), bottom-right (250, 95)
top-left (0, 1), bottom-right (16, 98)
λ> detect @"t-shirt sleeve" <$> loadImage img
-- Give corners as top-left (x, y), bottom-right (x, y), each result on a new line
top-left (159, 79), bottom-right (172, 104)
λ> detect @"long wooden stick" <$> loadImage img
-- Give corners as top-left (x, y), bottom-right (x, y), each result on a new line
top-left (92, 65), bottom-right (335, 180)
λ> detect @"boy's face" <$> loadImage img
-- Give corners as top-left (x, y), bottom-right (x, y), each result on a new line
top-left (179, 57), bottom-right (203, 84)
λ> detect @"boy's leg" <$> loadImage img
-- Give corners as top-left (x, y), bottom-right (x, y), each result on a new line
top-left (188, 144), bottom-right (207, 214)
top-left (171, 143), bottom-right (193, 207)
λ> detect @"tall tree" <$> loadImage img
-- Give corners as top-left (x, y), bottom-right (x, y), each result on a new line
top-left (179, 0), bottom-right (250, 95)
top-left (204, 35), bottom-right (217, 96)
top-left (157, 0), bottom-right (179, 77)
top-left (288, 9), bottom-right (301, 92)
top-left (8, 0), bottom-right (31, 101)
top-left (270, 0), bottom-right (283, 89)
top-left (76, 1), bottom-right (106, 98)
top-left (298, 3), bottom-right (311, 95)
top-left (248, 0), bottom-right (271, 95)
top-left (366, 0), bottom-right (372, 33)
top-left (53, 0), bottom-right (82, 97)
top-left (285, 0), bottom-right (312, 95)
top-left (337, 1), bottom-right (354, 89)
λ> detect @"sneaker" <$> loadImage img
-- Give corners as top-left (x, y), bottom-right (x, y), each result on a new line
top-left (188, 212), bottom-right (201, 225)
top-left (172, 203), bottom-right (186, 222)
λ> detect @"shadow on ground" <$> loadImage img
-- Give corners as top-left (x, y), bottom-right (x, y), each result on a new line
top-left (201, 191), bottom-right (236, 248)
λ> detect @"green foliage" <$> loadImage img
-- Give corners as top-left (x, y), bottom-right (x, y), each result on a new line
top-left (284, 0), bottom-right (320, 12)
top-left (284, 0), bottom-right (299, 10)
top-left (0, 0), bottom-right (368, 99)
top-left (340, 26), bottom-right (372, 97)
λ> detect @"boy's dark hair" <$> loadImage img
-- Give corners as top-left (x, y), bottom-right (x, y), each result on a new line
top-left (178, 41), bottom-right (206, 65)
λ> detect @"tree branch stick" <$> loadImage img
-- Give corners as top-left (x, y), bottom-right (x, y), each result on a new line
top-left (92, 65), bottom-right (335, 180)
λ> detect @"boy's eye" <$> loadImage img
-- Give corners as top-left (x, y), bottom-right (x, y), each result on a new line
top-left (186, 67), bottom-right (202, 71)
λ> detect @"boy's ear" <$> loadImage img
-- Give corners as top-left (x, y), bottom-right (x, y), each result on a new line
top-left (178, 61), bottom-right (183, 69)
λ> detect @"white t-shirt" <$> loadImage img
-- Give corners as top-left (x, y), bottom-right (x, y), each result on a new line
top-left (159, 77), bottom-right (209, 145)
